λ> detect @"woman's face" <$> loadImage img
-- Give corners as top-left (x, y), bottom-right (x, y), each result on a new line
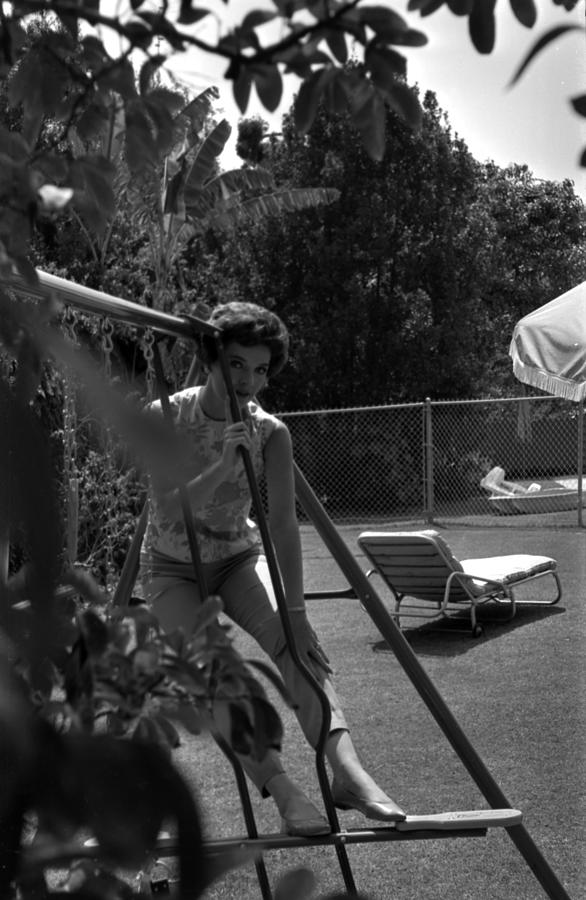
top-left (210, 341), bottom-right (271, 408)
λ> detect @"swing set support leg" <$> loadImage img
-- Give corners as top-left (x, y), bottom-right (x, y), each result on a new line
top-left (293, 463), bottom-right (573, 900)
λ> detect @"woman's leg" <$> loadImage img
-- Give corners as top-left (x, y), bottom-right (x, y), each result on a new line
top-left (219, 553), bottom-right (405, 822)
top-left (219, 553), bottom-right (347, 747)
top-left (141, 568), bottom-right (329, 834)
top-left (143, 572), bottom-right (285, 791)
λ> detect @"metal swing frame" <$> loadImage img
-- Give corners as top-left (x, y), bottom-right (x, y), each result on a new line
top-left (9, 269), bottom-right (573, 900)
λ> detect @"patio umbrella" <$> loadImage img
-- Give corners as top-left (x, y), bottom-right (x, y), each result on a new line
top-left (509, 280), bottom-right (586, 401)
top-left (509, 280), bottom-right (585, 524)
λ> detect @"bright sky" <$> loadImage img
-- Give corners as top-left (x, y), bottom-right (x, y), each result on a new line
top-left (110, 0), bottom-right (586, 197)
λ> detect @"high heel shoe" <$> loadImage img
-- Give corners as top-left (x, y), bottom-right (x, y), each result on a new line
top-left (280, 812), bottom-right (330, 836)
top-left (267, 773), bottom-right (330, 836)
top-left (331, 780), bottom-right (406, 823)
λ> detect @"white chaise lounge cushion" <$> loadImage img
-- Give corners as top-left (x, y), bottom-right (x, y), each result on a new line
top-left (459, 554), bottom-right (556, 592)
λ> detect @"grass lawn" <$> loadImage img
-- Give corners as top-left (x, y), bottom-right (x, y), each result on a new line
top-left (173, 524), bottom-right (585, 900)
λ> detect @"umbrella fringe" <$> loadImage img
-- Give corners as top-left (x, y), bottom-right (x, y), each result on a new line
top-left (511, 359), bottom-right (586, 403)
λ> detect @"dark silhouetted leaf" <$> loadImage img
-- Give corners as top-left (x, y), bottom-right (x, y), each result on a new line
top-left (508, 24), bottom-right (582, 86)
top-left (274, 39), bottom-right (330, 75)
top-left (326, 28), bottom-right (348, 63)
top-left (252, 64), bottom-right (283, 112)
top-left (38, 729), bottom-right (208, 895)
top-left (241, 8), bottom-right (277, 30)
top-left (294, 68), bottom-right (330, 134)
top-left (233, 67), bottom-right (253, 113)
top-left (100, 58), bottom-right (137, 99)
top-left (178, 0), bottom-right (211, 25)
top-left (123, 19), bottom-right (154, 49)
top-left (324, 69), bottom-right (352, 114)
top-left (366, 44), bottom-right (407, 90)
top-left (359, 4), bottom-right (411, 40)
top-left (407, 0), bottom-right (444, 15)
top-left (469, 0), bottom-right (496, 53)
top-left (571, 93), bottom-right (586, 116)
top-left (447, 0), bottom-right (473, 14)
top-left (139, 54), bottom-right (167, 96)
top-left (80, 35), bottom-right (110, 73)
top-left (351, 89), bottom-right (386, 161)
top-left (337, 7), bottom-right (367, 43)
top-left (393, 27), bottom-right (428, 46)
top-left (510, 0), bottom-right (537, 27)
top-left (75, 101), bottom-right (110, 142)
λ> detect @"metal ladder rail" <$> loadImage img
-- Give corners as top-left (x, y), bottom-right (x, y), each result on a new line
top-left (151, 340), bottom-right (274, 899)
top-left (212, 333), bottom-right (359, 897)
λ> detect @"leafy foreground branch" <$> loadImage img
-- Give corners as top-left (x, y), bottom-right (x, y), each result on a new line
top-left (0, 573), bottom-right (297, 897)
top-left (0, 363), bottom-right (289, 896)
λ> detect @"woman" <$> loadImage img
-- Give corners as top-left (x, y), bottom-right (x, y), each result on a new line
top-left (139, 302), bottom-right (405, 836)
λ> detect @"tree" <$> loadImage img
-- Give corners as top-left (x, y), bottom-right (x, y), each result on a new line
top-left (0, 0), bottom-right (583, 288)
top-left (210, 87), bottom-right (480, 406)
top-left (200, 82), bottom-right (585, 408)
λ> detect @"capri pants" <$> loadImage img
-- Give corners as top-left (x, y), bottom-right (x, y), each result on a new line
top-left (139, 547), bottom-right (348, 795)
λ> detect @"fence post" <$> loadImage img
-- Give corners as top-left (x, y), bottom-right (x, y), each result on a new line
top-left (424, 398), bottom-right (434, 523)
top-left (578, 402), bottom-right (584, 528)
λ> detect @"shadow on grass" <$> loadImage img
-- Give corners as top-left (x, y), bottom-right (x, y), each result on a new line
top-left (371, 603), bottom-right (567, 658)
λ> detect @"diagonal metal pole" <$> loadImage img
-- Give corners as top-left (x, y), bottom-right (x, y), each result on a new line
top-left (293, 462), bottom-right (573, 900)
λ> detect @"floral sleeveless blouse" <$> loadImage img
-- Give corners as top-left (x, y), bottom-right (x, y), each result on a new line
top-left (142, 386), bottom-right (279, 564)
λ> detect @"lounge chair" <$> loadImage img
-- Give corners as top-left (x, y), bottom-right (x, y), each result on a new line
top-left (357, 530), bottom-right (561, 637)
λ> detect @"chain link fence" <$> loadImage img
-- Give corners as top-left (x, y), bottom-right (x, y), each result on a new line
top-left (279, 397), bottom-right (586, 527)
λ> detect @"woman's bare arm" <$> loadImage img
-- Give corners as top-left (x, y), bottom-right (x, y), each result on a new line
top-left (264, 422), bottom-right (306, 610)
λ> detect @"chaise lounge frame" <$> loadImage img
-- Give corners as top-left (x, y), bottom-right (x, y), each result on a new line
top-left (358, 530), bottom-right (562, 637)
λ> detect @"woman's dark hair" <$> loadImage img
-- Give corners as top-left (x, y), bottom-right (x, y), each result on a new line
top-left (197, 302), bottom-right (289, 376)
